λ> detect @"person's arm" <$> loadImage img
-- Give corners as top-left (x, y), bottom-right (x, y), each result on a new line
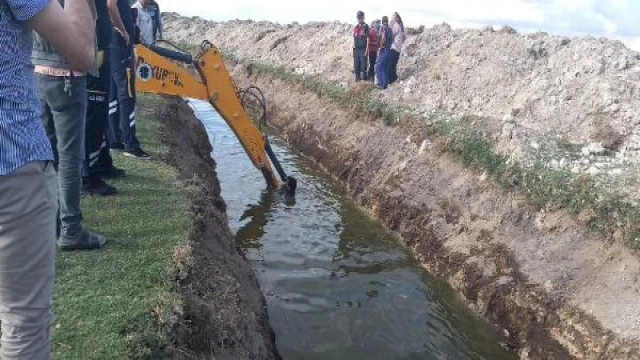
top-left (156, 4), bottom-right (163, 40)
top-left (365, 27), bottom-right (370, 56)
top-left (107, 0), bottom-right (130, 45)
top-left (28, 0), bottom-right (96, 72)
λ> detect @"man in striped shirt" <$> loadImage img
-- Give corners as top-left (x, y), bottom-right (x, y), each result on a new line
top-left (0, 0), bottom-right (95, 358)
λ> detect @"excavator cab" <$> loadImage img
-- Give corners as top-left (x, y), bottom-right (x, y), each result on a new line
top-left (133, 41), bottom-right (296, 196)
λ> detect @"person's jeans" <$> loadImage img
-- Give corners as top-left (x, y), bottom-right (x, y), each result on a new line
top-left (108, 46), bottom-right (140, 151)
top-left (38, 74), bottom-right (87, 236)
top-left (376, 48), bottom-right (390, 88)
top-left (85, 49), bottom-right (114, 180)
top-left (0, 161), bottom-right (57, 360)
top-left (353, 47), bottom-right (367, 81)
top-left (388, 49), bottom-right (401, 84)
top-left (367, 50), bottom-right (377, 81)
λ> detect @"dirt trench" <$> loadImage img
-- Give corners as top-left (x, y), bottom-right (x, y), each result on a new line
top-left (156, 97), bottom-right (280, 360)
top-left (229, 66), bottom-right (640, 359)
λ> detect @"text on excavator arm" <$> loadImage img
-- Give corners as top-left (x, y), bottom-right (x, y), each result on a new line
top-left (133, 43), bottom-right (290, 191)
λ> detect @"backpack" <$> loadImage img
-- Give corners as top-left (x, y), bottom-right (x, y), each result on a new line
top-left (353, 23), bottom-right (369, 49)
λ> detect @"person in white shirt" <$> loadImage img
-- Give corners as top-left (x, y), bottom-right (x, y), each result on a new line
top-left (132, 0), bottom-right (153, 46)
top-left (388, 12), bottom-right (405, 84)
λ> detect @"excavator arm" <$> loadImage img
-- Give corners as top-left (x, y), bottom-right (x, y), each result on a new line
top-left (134, 41), bottom-right (296, 195)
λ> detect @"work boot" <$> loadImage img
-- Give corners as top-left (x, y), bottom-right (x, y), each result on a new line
top-left (59, 225), bottom-right (106, 251)
top-left (82, 178), bottom-right (117, 196)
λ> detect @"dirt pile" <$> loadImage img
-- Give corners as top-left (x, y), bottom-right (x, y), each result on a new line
top-left (157, 97), bottom-right (279, 359)
top-left (229, 64), bottom-right (640, 359)
top-left (164, 13), bottom-right (640, 200)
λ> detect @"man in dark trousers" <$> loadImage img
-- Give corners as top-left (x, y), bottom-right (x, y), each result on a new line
top-left (107, 0), bottom-right (151, 159)
top-left (352, 10), bottom-right (369, 82)
top-left (83, 0), bottom-right (127, 196)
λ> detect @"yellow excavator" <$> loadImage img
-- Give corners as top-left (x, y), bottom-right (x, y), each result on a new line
top-left (133, 40), bottom-right (297, 196)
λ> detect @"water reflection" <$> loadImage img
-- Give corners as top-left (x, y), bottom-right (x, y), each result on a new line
top-left (188, 99), bottom-right (515, 360)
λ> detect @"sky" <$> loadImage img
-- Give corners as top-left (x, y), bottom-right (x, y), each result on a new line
top-left (160, 0), bottom-right (640, 50)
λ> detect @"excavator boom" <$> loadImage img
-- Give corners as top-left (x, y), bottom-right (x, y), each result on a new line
top-left (134, 42), bottom-right (295, 194)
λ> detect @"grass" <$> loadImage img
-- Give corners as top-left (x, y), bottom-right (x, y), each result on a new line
top-left (52, 95), bottom-right (190, 359)
top-left (220, 52), bottom-right (640, 249)
top-left (246, 61), bottom-right (401, 126)
top-left (439, 122), bottom-right (640, 244)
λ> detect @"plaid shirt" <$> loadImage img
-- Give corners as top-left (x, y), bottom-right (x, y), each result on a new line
top-left (0, 0), bottom-right (53, 175)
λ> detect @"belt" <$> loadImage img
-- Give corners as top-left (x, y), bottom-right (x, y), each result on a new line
top-left (34, 65), bottom-right (86, 77)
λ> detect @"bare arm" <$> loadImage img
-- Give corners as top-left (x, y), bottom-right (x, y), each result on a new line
top-left (107, 0), bottom-right (130, 45)
top-left (29, 0), bottom-right (96, 72)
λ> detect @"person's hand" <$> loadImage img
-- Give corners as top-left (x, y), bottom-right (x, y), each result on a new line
top-left (116, 27), bottom-right (130, 45)
top-left (134, 50), bottom-right (140, 67)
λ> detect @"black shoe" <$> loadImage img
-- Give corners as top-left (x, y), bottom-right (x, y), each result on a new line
top-left (103, 166), bottom-right (127, 179)
top-left (110, 143), bottom-right (125, 151)
top-left (83, 179), bottom-right (117, 196)
top-left (123, 148), bottom-right (151, 160)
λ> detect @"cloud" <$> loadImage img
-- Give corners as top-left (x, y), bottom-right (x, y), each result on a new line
top-left (160, 0), bottom-right (640, 50)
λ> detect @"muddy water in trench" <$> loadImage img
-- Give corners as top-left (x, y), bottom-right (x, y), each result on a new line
top-left (189, 100), bottom-right (515, 360)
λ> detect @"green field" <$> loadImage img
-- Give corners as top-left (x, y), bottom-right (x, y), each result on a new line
top-left (52, 96), bottom-right (190, 359)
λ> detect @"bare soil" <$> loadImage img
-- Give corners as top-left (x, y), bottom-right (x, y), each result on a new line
top-left (157, 97), bottom-right (280, 360)
top-left (163, 13), bottom-right (640, 202)
top-left (229, 66), bottom-right (640, 359)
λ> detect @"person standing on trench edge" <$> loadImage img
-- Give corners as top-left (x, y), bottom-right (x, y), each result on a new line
top-left (387, 12), bottom-right (405, 85)
top-left (107, 0), bottom-right (151, 159)
top-left (376, 16), bottom-right (393, 89)
top-left (352, 10), bottom-right (369, 82)
top-left (33, 0), bottom-right (107, 250)
top-left (83, 0), bottom-right (129, 196)
top-left (1, 0), bottom-right (96, 356)
top-left (367, 19), bottom-right (381, 82)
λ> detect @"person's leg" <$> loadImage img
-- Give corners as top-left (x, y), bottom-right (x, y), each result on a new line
top-left (118, 63), bottom-right (139, 151)
top-left (37, 75), bottom-right (62, 237)
top-left (383, 49), bottom-right (394, 88)
top-left (389, 49), bottom-right (400, 84)
top-left (368, 51), bottom-right (377, 82)
top-left (0, 161), bottom-right (57, 360)
top-left (353, 48), bottom-right (361, 81)
top-left (84, 52), bottom-right (117, 196)
top-left (38, 82), bottom-right (58, 167)
top-left (112, 52), bottom-right (149, 158)
top-left (358, 49), bottom-right (367, 81)
top-left (86, 80), bottom-right (109, 180)
top-left (38, 75), bottom-right (87, 236)
top-left (38, 75), bottom-right (106, 250)
top-left (107, 48), bottom-right (124, 150)
top-left (375, 49), bottom-right (385, 87)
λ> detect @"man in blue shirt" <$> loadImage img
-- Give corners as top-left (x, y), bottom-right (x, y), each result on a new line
top-left (107, 0), bottom-right (151, 159)
top-left (0, 0), bottom-right (95, 357)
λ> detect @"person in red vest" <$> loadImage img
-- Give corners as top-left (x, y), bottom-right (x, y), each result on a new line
top-left (352, 10), bottom-right (370, 82)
